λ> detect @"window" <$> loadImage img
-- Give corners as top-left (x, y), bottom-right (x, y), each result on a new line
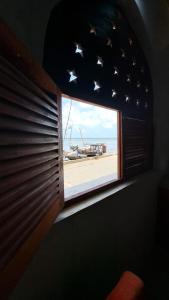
top-left (62, 95), bottom-right (121, 200)
top-left (43, 0), bottom-right (154, 202)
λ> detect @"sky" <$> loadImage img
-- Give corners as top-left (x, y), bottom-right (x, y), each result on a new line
top-left (62, 96), bottom-right (118, 139)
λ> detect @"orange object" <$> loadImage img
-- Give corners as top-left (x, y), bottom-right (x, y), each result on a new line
top-left (106, 271), bottom-right (144, 300)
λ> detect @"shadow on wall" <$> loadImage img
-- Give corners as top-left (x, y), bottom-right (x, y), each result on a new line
top-left (120, 0), bottom-right (169, 173)
top-left (0, 0), bottom-right (62, 62)
top-left (10, 172), bottom-right (160, 300)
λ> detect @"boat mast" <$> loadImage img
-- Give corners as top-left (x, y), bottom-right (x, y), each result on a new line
top-left (69, 124), bottom-right (73, 147)
top-left (79, 128), bottom-right (86, 146)
top-left (63, 99), bottom-right (72, 141)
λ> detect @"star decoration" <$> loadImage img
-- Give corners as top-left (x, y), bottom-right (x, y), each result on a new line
top-left (129, 38), bottom-right (133, 46)
top-left (137, 81), bottom-right (141, 88)
top-left (112, 23), bottom-right (117, 30)
top-left (61, 17), bottom-right (152, 114)
top-left (68, 70), bottom-right (77, 83)
top-left (132, 59), bottom-right (136, 66)
top-left (121, 49), bottom-right (126, 58)
top-left (136, 99), bottom-right (140, 106)
top-left (107, 38), bottom-right (112, 48)
top-left (125, 95), bottom-right (130, 102)
top-left (97, 56), bottom-right (103, 67)
top-left (145, 102), bottom-right (148, 109)
top-left (75, 43), bottom-right (83, 57)
top-left (90, 26), bottom-right (96, 35)
top-left (113, 67), bottom-right (119, 76)
top-left (112, 89), bottom-right (117, 98)
top-left (94, 81), bottom-right (101, 91)
top-left (126, 74), bottom-right (131, 83)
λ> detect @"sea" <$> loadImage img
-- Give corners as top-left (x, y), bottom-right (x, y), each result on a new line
top-left (63, 138), bottom-right (117, 154)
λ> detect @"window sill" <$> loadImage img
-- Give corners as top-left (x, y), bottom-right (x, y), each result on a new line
top-left (56, 178), bottom-right (137, 223)
top-left (64, 178), bottom-right (121, 207)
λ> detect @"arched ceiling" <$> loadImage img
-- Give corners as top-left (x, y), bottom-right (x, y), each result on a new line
top-left (43, 0), bottom-right (153, 118)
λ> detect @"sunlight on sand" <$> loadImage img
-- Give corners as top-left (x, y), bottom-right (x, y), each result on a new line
top-left (64, 154), bottom-right (118, 198)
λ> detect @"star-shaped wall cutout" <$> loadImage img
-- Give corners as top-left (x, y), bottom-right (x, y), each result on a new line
top-left (68, 70), bottom-right (78, 83)
top-left (132, 59), bottom-right (136, 66)
top-left (97, 56), bottom-right (103, 67)
top-left (129, 38), bottom-right (133, 46)
top-left (94, 81), bottom-right (101, 91)
top-left (112, 23), bottom-right (117, 30)
top-left (90, 26), bottom-right (96, 35)
top-left (112, 89), bottom-right (117, 98)
top-left (113, 67), bottom-right (119, 76)
top-left (145, 102), bottom-right (148, 109)
top-left (137, 81), bottom-right (141, 88)
top-left (125, 95), bottom-right (130, 102)
top-left (121, 49), bottom-right (126, 58)
top-left (136, 99), bottom-right (140, 106)
top-left (126, 74), bottom-right (131, 83)
top-left (75, 43), bottom-right (83, 57)
top-left (107, 38), bottom-right (112, 48)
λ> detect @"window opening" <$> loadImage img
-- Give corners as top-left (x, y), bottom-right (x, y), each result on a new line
top-left (62, 95), bottom-right (119, 199)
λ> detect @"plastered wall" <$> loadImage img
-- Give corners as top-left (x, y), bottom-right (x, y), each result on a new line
top-left (0, 0), bottom-right (167, 298)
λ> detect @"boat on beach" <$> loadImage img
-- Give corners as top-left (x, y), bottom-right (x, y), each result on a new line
top-left (77, 143), bottom-right (107, 156)
top-left (64, 143), bottom-right (107, 160)
top-left (63, 100), bottom-right (107, 160)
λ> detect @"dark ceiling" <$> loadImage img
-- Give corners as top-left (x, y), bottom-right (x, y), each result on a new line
top-left (43, 0), bottom-right (153, 118)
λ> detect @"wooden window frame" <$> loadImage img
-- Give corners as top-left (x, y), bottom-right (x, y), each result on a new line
top-left (62, 94), bottom-right (123, 208)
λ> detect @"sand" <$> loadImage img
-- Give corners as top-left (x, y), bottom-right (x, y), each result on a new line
top-left (64, 154), bottom-right (118, 197)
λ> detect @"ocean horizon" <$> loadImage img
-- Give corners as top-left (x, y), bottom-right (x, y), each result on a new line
top-left (63, 137), bottom-right (117, 154)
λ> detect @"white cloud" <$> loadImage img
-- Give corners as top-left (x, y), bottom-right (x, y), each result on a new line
top-left (62, 97), bottom-right (117, 132)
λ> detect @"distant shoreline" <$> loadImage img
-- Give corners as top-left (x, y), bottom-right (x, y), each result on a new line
top-left (63, 137), bottom-right (118, 153)
top-left (64, 153), bottom-right (117, 165)
top-left (63, 137), bottom-right (117, 139)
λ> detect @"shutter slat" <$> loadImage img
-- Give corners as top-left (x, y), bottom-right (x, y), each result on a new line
top-left (0, 100), bottom-right (58, 128)
top-left (123, 117), bottom-right (152, 178)
top-left (0, 144), bottom-right (59, 159)
top-left (0, 166), bottom-right (59, 210)
top-left (0, 190), bottom-right (59, 256)
top-left (1, 152), bottom-right (58, 177)
top-left (0, 53), bottom-right (63, 281)
top-left (0, 56), bottom-right (58, 109)
top-left (0, 116), bottom-right (58, 135)
top-left (0, 182), bottom-right (59, 242)
top-left (0, 85), bottom-right (58, 121)
top-left (0, 159), bottom-right (59, 194)
top-left (0, 132), bottom-right (57, 145)
top-left (0, 190), bottom-right (59, 270)
top-left (0, 173), bottom-right (59, 222)
top-left (0, 71), bottom-right (58, 115)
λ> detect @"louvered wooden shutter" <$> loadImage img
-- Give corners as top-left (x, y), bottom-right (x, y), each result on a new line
top-left (0, 21), bottom-right (64, 299)
top-left (122, 116), bottom-right (153, 178)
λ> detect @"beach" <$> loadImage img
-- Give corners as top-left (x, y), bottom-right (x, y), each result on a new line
top-left (64, 154), bottom-right (118, 198)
